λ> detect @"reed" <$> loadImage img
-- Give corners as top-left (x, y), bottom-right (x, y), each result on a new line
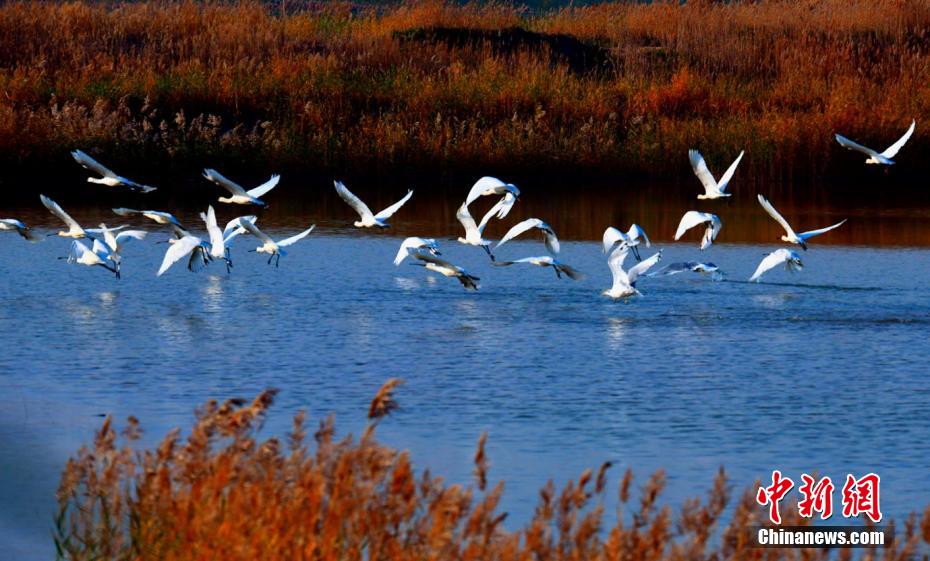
top-left (55, 379), bottom-right (930, 560)
top-left (1, 0), bottom-right (928, 186)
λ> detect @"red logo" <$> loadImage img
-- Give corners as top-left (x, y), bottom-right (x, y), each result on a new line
top-left (758, 471), bottom-right (881, 524)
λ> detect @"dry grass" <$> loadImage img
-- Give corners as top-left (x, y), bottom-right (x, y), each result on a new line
top-left (55, 379), bottom-right (930, 560)
top-left (1, 1), bottom-right (928, 184)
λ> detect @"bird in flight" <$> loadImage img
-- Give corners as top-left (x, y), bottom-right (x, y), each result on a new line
top-left (757, 195), bottom-right (846, 250)
top-left (71, 149), bottom-right (157, 193)
top-left (203, 168), bottom-right (280, 206)
top-left (689, 148), bottom-right (744, 200)
top-left (334, 181), bottom-right (413, 228)
top-left (835, 120), bottom-right (915, 165)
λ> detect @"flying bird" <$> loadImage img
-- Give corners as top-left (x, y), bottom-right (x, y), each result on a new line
top-left (394, 237), bottom-right (441, 266)
top-left (71, 149), bottom-right (157, 193)
top-left (97, 224), bottom-right (147, 276)
top-left (465, 177), bottom-right (520, 219)
top-left (333, 181), bottom-right (413, 228)
top-left (238, 219), bottom-right (315, 267)
top-left (495, 218), bottom-right (560, 255)
top-left (157, 235), bottom-right (211, 276)
top-left (689, 149), bottom-right (744, 200)
top-left (408, 251), bottom-right (479, 290)
top-left (493, 256), bottom-right (584, 280)
top-left (0, 218), bottom-right (41, 242)
top-left (60, 239), bottom-right (119, 277)
top-left (112, 208), bottom-right (190, 238)
top-left (749, 248), bottom-right (803, 282)
top-left (203, 168), bottom-right (279, 206)
top-left (602, 224), bottom-right (650, 261)
top-left (200, 206), bottom-right (255, 272)
top-left (757, 195), bottom-right (846, 250)
top-left (835, 120), bottom-right (915, 165)
top-left (674, 211), bottom-right (721, 250)
top-left (649, 262), bottom-right (720, 277)
top-left (603, 246), bottom-right (662, 299)
top-left (41, 194), bottom-right (95, 239)
top-left (455, 202), bottom-right (498, 260)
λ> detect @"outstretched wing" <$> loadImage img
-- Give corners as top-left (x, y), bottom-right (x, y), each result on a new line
top-left (237, 218), bottom-right (275, 245)
top-left (627, 224), bottom-right (650, 247)
top-left (628, 251), bottom-right (662, 285)
top-left (223, 215), bottom-right (256, 243)
top-left (798, 219), bottom-right (847, 241)
top-left (71, 149), bottom-right (117, 178)
top-left (40, 194), bottom-right (83, 234)
top-left (157, 236), bottom-right (202, 276)
top-left (602, 227), bottom-right (623, 253)
top-left (410, 251), bottom-right (459, 271)
top-left (394, 237), bottom-right (432, 266)
top-left (278, 225), bottom-right (315, 247)
top-left (834, 134), bottom-right (881, 159)
top-left (374, 189), bottom-right (413, 220)
top-left (203, 168), bottom-right (247, 196)
top-left (749, 249), bottom-right (790, 282)
top-left (607, 246), bottom-right (631, 291)
top-left (201, 206), bottom-right (225, 256)
top-left (757, 195), bottom-right (797, 239)
top-left (688, 149), bottom-right (718, 194)
top-left (112, 208), bottom-right (142, 217)
top-left (456, 203), bottom-right (480, 238)
top-left (334, 181), bottom-right (375, 222)
top-left (675, 211), bottom-right (710, 240)
top-left (880, 120), bottom-right (915, 159)
top-left (716, 150), bottom-right (744, 193)
top-left (114, 230), bottom-right (147, 249)
top-left (496, 218), bottom-right (543, 249)
top-left (465, 176), bottom-right (508, 206)
top-left (247, 174), bottom-right (280, 199)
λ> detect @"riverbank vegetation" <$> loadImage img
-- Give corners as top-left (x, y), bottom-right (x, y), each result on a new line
top-left (1, 1), bottom-right (929, 188)
top-left (55, 380), bottom-right (930, 560)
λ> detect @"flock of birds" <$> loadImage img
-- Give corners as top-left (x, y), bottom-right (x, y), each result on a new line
top-left (0, 120), bottom-right (916, 298)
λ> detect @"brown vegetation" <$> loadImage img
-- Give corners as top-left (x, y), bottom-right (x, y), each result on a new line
top-left (0, 1), bottom-right (928, 186)
top-left (55, 379), bottom-right (930, 560)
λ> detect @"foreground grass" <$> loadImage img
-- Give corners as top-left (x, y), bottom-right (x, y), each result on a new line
top-left (55, 380), bottom-right (930, 560)
top-left (2, 1), bottom-right (929, 186)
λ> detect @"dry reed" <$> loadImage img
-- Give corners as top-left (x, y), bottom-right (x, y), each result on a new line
top-left (55, 379), bottom-right (930, 560)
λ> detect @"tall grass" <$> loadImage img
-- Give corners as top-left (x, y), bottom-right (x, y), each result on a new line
top-left (1, 1), bottom-right (928, 185)
top-left (55, 380), bottom-right (930, 560)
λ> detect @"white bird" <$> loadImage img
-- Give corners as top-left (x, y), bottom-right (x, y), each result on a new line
top-left (689, 149), bottom-right (744, 200)
top-left (757, 195), bottom-right (846, 250)
top-left (602, 224), bottom-right (651, 260)
top-left (0, 218), bottom-right (41, 242)
top-left (199, 206), bottom-right (256, 272)
top-left (408, 251), bottom-right (479, 290)
top-left (674, 211), bottom-right (721, 250)
top-left (394, 237), bottom-right (440, 266)
top-left (112, 208), bottom-right (190, 238)
top-left (749, 249), bottom-right (803, 282)
top-left (156, 235), bottom-right (211, 277)
top-left (238, 219), bottom-right (315, 267)
top-left (465, 177), bottom-right (520, 219)
top-left (41, 194), bottom-right (95, 238)
top-left (493, 256), bottom-right (584, 280)
top-left (495, 218), bottom-right (560, 255)
top-left (456, 202), bottom-right (499, 260)
top-left (71, 149), bottom-right (157, 193)
top-left (649, 261), bottom-right (720, 277)
top-left (603, 246), bottom-right (662, 299)
top-left (835, 120), bottom-right (915, 165)
top-left (203, 168), bottom-right (279, 206)
top-left (96, 223), bottom-right (147, 276)
top-left (334, 181), bottom-right (413, 228)
top-left (60, 239), bottom-right (118, 277)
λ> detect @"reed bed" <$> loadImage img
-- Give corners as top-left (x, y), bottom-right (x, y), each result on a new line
top-left (1, 1), bottom-right (929, 186)
top-left (55, 379), bottom-right (930, 560)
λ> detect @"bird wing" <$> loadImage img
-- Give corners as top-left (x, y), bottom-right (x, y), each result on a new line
top-left (114, 230), bottom-right (147, 248)
top-left (688, 149), bottom-right (719, 194)
top-left (246, 174), bottom-right (280, 198)
top-left (465, 176), bottom-right (508, 206)
top-left (411, 251), bottom-right (459, 271)
top-left (716, 150), bottom-right (744, 192)
top-left (543, 226), bottom-right (560, 255)
top-left (674, 211), bottom-right (709, 240)
top-left (798, 219), bottom-right (847, 241)
top-left (334, 181), bottom-right (375, 221)
top-left (456, 203), bottom-right (480, 238)
top-left (157, 236), bottom-right (202, 276)
top-left (880, 120), bottom-right (915, 159)
top-left (628, 251), bottom-right (662, 285)
top-left (749, 249), bottom-right (790, 282)
top-left (374, 189), bottom-right (413, 220)
top-left (602, 227), bottom-right (623, 253)
top-left (627, 224), bottom-right (650, 247)
top-left (223, 215), bottom-right (256, 243)
top-left (492, 191), bottom-right (518, 219)
top-left (277, 225), bottom-right (315, 247)
top-left (394, 237), bottom-right (425, 266)
top-left (238, 218), bottom-right (275, 245)
top-left (40, 195), bottom-right (83, 234)
top-left (112, 208), bottom-right (142, 218)
top-left (757, 195), bottom-right (797, 239)
top-left (91, 238), bottom-right (112, 258)
top-left (557, 262), bottom-right (585, 280)
top-left (476, 203), bottom-right (500, 234)
top-left (495, 218), bottom-right (543, 249)
top-left (68, 239), bottom-right (91, 263)
top-left (71, 149), bottom-right (117, 178)
top-left (202, 206), bottom-right (225, 256)
top-left (607, 246), bottom-right (632, 291)
top-left (834, 134), bottom-right (881, 159)
top-left (203, 168), bottom-right (247, 196)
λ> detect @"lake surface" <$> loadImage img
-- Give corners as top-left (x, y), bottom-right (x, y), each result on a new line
top-left (2, 195), bottom-right (930, 559)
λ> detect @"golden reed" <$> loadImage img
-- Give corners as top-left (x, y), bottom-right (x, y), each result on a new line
top-left (0, 0), bottom-right (927, 182)
top-left (55, 380), bottom-right (930, 560)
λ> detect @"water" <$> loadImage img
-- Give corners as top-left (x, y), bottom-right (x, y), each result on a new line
top-left (2, 198), bottom-right (930, 559)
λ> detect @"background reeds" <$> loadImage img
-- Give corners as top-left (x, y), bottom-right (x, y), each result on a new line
top-left (0, 0), bottom-right (928, 189)
top-left (54, 380), bottom-right (930, 560)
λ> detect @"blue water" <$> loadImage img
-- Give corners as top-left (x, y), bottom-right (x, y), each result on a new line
top-left (1, 213), bottom-right (929, 558)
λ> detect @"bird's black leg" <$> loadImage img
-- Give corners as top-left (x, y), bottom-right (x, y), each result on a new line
top-left (632, 245), bottom-right (642, 261)
top-left (267, 253), bottom-right (273, 265)
top-left (554, 267), bottom-right (562, 279)
top-left (275, 254), bottom-right (280, 268)
top-left (225, 258), bottom-right (232, 274)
